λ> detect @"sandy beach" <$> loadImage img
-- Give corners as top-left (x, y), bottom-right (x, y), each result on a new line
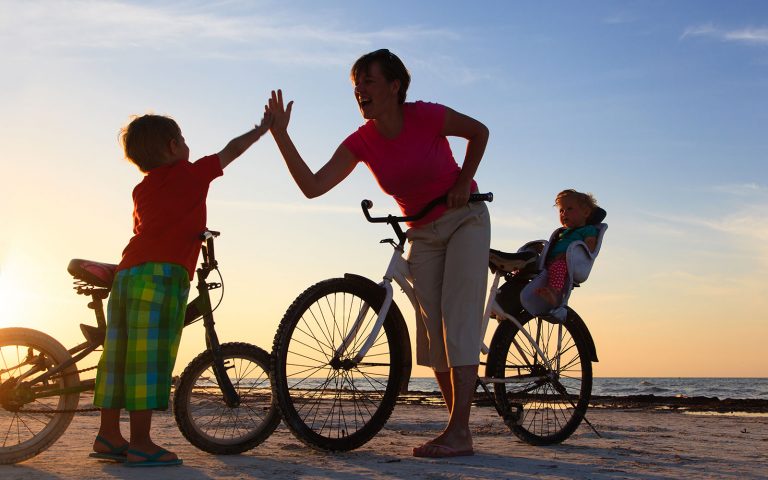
top-left (1, 400), bottom-right (766, 480)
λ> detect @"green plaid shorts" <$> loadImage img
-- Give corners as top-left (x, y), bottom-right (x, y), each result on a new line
top-left (94, 262), bottom-right (190, 411)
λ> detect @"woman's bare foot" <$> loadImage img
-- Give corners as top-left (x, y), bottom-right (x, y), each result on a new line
top-left (413, 431), bottom-right (474, 458)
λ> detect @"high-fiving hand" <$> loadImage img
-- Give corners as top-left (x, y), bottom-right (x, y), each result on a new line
top-left (254, 108), bottom-right (273, 136)
top-left (267, 89), bottom-right (294, 135)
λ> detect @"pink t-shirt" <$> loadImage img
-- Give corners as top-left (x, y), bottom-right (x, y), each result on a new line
top-left (342, 101), bottom-right (478, 227)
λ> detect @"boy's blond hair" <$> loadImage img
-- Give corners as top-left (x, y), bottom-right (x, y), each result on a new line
top-left (555, 189), bottom-right (598, 211)
top-left (120, 114), bottom-right (181, 172)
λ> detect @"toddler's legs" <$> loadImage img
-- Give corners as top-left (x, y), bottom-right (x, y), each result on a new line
top-left (537, 257), bottom-right (568, 306)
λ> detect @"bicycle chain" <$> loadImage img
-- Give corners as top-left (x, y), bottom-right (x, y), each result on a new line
top-left (17, 405), bottom-right (101, 414)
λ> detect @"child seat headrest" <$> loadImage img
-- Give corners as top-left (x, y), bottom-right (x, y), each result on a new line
top-left (587, 207), bottom-right (607, 225)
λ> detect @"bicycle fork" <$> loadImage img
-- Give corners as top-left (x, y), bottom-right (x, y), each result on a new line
top-left (335, 246), bottom-right (409, 364)
top-left (190, 276), bottom-right (240, 408)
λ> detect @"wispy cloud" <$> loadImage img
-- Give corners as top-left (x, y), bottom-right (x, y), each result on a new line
top-left (410, 54), bottom-right (493, 86)
top-left (681, 24), bottom-right (768, 46)
top-left (0, 0), bottom-right (458, 67)
top-left (644, 209), bottom-right (768, 242)
top-left (643, 183), bottom-right (768, 270)
top-left (712, 183), bottom-right (768, 196)
top-left (647, 182), bottom-right (767, 235)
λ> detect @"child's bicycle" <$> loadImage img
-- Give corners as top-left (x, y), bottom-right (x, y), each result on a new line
top-left (270, 194), bottom-right (605, 451)
top-left (0, 230), bottom-right (280, 464)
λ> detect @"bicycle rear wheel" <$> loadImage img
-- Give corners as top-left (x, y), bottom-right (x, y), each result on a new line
top-left (173, 342), bottom-right (280, 454)
top-left (485, 315), bottom-right (592, 445)
top-left (0, 328), bottom-right (81, 464)
top-left (271, 277), bottom-right (406, 451)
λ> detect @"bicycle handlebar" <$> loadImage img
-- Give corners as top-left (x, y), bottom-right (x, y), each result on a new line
top-left (200, 230), bottom-right (220, 241)
top-left (361, 192), bottom-right (493, 224)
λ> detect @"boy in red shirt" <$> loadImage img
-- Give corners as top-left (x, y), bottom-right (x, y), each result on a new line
top-left (91, 111), bottom-right (271, 467)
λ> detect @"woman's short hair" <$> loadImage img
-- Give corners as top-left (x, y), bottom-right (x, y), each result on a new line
top-left (120, 114), bottom-right (181, 172)
top-left (350, 49), bottom-right (411, 104)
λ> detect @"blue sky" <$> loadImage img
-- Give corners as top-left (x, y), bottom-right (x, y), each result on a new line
top-left (1, 0), bottom-right (767, 376)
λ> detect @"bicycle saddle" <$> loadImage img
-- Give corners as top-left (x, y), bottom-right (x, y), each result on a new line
top-left (67, 259), bottom-right (117, 288)
top-left (489, 249), bottom-right (538, 274)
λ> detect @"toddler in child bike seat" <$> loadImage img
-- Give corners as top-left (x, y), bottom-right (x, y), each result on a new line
top-left (536, 189), bottom-right (599, 306)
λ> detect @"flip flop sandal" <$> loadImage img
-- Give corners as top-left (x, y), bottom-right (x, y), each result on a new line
top-left (89, 435), bottom-right (129, 462)
top-left (125, 448), bottom-right (183, 467)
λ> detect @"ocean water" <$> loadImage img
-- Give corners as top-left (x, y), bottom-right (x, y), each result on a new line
top-left (407, 377), bottom-right (768, 400)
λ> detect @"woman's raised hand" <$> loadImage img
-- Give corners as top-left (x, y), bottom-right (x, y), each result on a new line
top-left (268, 89), bottom-right (294, 134)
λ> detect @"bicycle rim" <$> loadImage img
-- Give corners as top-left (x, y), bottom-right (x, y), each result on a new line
top-left (272, 277), bottom-right (405, 451)
top-left (486, 316), bottom-right (592, 445)
top-left (173, 342), bottom-right (280, 454)
top-left (0, 328), bottom-right (80, 464)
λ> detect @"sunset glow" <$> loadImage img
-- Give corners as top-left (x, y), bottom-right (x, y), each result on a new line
top-left (1, 0), bottom-right (766, 378)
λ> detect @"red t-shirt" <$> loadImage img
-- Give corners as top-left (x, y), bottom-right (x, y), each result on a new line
top-left (117, 155), bottom-right (223, 279)
top-left (342, 101), bottom-right (477, 227)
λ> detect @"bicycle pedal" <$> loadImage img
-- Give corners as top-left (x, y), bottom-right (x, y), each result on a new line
top-left (80, 324), bottom-right (105, 346)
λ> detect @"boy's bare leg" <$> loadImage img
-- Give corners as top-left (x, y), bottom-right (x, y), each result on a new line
top-left (127, 410), bottom-right (178, 462)
top-left (94, 408), bottom-right (128, 453)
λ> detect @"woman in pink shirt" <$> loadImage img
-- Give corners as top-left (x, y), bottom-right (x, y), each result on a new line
top-left (267, 49), bottom-right (490, 458)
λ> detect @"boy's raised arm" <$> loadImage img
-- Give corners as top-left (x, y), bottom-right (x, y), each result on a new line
top-left (217, 110), bottom-right (273, 169)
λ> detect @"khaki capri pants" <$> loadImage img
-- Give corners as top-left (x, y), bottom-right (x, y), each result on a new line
top-left (406, 201), bottom-right (491, 372)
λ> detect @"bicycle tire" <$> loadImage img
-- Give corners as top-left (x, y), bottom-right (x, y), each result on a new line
top-left (173, 342), bottom-right (280, 454)
top-left (272, 277), bottom-right (406, 451)
top-left (485, 315), bottom-right (592, 445)
top-left (0, 327), bottom-right (81, 464)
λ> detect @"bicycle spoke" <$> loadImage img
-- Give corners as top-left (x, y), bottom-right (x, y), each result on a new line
top-left (0, 330), bottom-right (82, 464)
top-left (174, 344), bottom-right (278, 453)
top-left (273, 278), bottom-right (404, 450)
top-left (488, 314), bottom-right (591, 445)
top-left (293, 323), bottom-right (333, 362)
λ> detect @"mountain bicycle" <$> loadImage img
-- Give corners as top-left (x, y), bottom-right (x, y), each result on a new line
top-left (270, 194), bottom-right (603, 451)
top-left (0, 230), bottom-right (280, 464)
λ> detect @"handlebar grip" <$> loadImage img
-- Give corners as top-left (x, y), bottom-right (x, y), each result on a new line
top-left (470, 192), bottom-right (493, 203)
top-left (362, 199), bottom-right (373, 210)
top-left (199, 230), bottom-right (220, 240)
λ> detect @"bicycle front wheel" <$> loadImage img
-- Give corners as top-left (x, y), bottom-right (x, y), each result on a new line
top-left (0, 327), bottom-right (81, 464)
top-left (272, 277), bottom-right (406, 451)
top-left (485, 315), bottom-right (592, 445)
top-left (173, 342), bottom-right (280, 454)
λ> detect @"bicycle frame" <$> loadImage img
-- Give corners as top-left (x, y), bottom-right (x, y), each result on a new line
top-left (338, 242), bottom-right (561, 380)
top-left (336, 196), bottom-right (563, 381)
top-left (3, 232), bottom-right (240, 407)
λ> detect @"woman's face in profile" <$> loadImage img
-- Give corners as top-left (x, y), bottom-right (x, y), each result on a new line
top-left (353, 62), bottom-right (399, 119)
